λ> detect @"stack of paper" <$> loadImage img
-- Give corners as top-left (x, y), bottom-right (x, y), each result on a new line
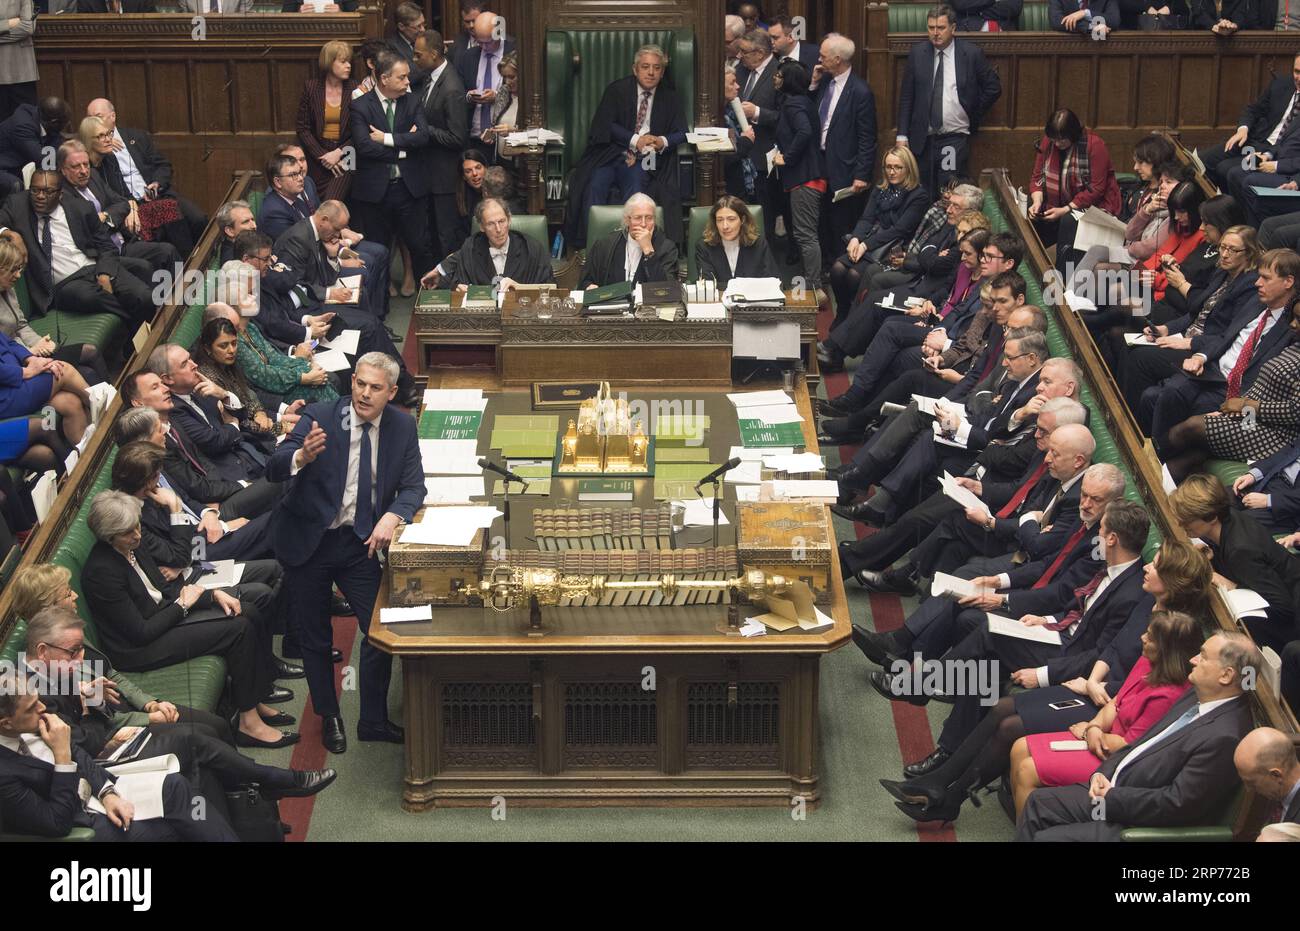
top-left (1219, 587), bottom-right (1269, 620)
top-left (504, 128), bottom-right (564, 147)
top-left (912, 395), bottom-right (965, 419)
top-left (723, 277), bottom-right (785, 306)
top-left (319, 328), bottom-right (360, 355)
top-left (686, 302), bottom-right (727, 321)
top-left (730, 445), bottom-right (792, 462)
top-left (419, 439), bottom-right (482, 476)
top-left (939, 471), bottom-right (986, 512)
top-left (422, 388), bottom-right (488, 411)
top-left (738, 617), bottom-right (768, 637)
top-left (724, 461), bottom-right (763, 484)
top-left (380, 605), bottom-right (433, 624)
top-left (930, 570), bottom-right (986, 600)
top-left (673, 498), bottom-right (730, 527)
top-left (1072, 206), bottom-right (1130, 264)
top-left (768, 480), bottom-right (838, 502)
top-left (762, 452), bottom-right (825, 474)
top-left (423, 476), bottom-right (486, 504)
top-left (727, 389), bottom-right (793, 409)
top-left (398, 505), bottom-right (503, 546)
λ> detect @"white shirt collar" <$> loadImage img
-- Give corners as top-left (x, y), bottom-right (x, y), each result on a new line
top-left (1106, 557), bottom-right (1140, 581)
top-left (427, 60), bottom-right (449, 88)
top-left (1198, 695), bottom-right (1240, 716)
top-left (349, 402), bottom-right (381, 431)
top-left (1059, 470), bottom-right (1085, 493)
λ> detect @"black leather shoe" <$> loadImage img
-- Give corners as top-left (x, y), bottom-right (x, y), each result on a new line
top-left (273, 658), bottom-right (305, 680)
top-left (330, 593), bottom-right (354, 616)
top-left (850, 624), bottom-right (898, 666)
top-left (868, 670), bottom-right (930, 707)
top-left (321, 715), bottom-right (347, 754)
top-left (357, 719), bottom-right (405, 743)
top-left (879, 777), bottom-right (939, 807)
top-left (855, 567), bottom-right (916, 594)
top-left (280, 642), bottom-right (344, 663)
top-left (903, 747), bottom-right (952, 779)
top-left (267, 768), bottom-right (338, 800)
top-left (331, 648), bottom-right (343, 663)
top-left (233, 728), bottom-right (300, 750)
top-left (832, 502), bottom-right (887, 527)
top-left (816, 396), bottom-right (856, 418)
top-left (260, 710), bottom-right (297, 726)
top-left (833, 464), bottom-right (868, 488)
top-left (894, 797), bottom-right (962, 825)
top-left (816, 341), bottom-right (845, 372)
top-left (263, 686), bottom-right (294, 704)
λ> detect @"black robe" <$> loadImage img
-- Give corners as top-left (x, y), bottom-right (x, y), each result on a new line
top-left (443, 230), bottom-right (556, 289)
top-left (565, 75), bottom-right (688, 247)
top-left (694, 238), bottom-right (777, 289)
top-left (579, 228), bottom-right (680, 289)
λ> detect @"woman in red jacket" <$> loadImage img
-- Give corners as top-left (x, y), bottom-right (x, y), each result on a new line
top-left (1137, 181), bottom-right (1206, 306)
top-left (1028, 108), bottom-right (1122, 249)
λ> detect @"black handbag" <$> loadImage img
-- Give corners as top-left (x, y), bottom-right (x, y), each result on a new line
top-left (224, 786), bottom-right (285, 843)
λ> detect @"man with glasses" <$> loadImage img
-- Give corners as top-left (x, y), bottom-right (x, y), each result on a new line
top-left (0, 169), bottom-right (154, 323)
top-left (85, 98), bottom-right (208, 257)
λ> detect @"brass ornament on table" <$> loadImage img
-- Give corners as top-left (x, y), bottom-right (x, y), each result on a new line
top-left (554, 381), bottom-right (650, 474)
top-left (478, 565), bottom-right (794, 613)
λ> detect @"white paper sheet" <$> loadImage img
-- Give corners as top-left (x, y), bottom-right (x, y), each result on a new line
top-left (686, 302), bottom-right (727, 320)
top-left (724, 461), bottom-right (763, 484)
top-left (769, 480), bottom-right (838, 501)
top-left (313, 348), bottom-right (352, 372)
top-left (674, 498), bottom-right (730, 527)
top-left (746, 403), bottom-right (803, 425)
top-left (419, 439), bottom-right (483, 475)
top-left (930, 570), bottom-right (985, 600)
top-left (90, 754), bottom-right (181, 821)
top-left (31, 471), bottom-right (57, 524)
top-left (762, 452), bottom-right (825, 473)
top-left (730, 445), bottom-right (792, 462)
top-left (939, 471), bottom-right (987, 512)
top-left (1123, 332), bottom-right (1153, 346)
top-left (727, 389), bottom-right (792, 408)
top-left (1221, 587), bottom-right (1269, 620)
top-left (724, 277), bottom-right (785, 304)
top-left (423, 476), bottom-right (485, 504)
top-left (912, 395), bottom-right (965, 419)
top-left (380, 605), bottom-right (434, 623)
top-left (1049, 740), bottom-right (1088, 751)
top-left (320, 328), bottom-right (360, 355)
top-left (195, 560), bottom-right (245, 590)
top-left (421, 388), bottom-right (488, 411)
top-left (987, 613), bottom-right (1062, 645)
top-left (739, 618), bottom-right (768, 637)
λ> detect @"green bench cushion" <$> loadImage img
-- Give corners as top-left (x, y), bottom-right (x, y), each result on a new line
top-left (888, 2), bottom-right (1050, 31)
top-left (28, 310), bottom-right (125, 351)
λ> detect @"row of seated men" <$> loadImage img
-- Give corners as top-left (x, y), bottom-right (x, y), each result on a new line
top-left (798, 71), bottom-right (1300, 834)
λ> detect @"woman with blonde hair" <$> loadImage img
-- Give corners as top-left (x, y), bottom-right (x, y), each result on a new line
top-left (80, 115), bottom-right (181, 247)
top-left (297, 39), bottom-right (358, 203)
top-left (694, 194), bottom-right (776, 288)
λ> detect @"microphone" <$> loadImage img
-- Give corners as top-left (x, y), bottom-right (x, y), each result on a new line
top-left (478, 457), bottom-right (527, 485)
top-left (694, 457), bottom-right (743, 489)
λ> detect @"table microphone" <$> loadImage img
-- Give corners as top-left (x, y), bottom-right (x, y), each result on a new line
top-left (694, 457), bottom-right (743, 490)
top-left (478, 457), bottom-right (527, 485)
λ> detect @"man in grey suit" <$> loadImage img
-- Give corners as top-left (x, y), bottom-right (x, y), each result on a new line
top-left (1017, 631), bottom-right (1261, 841)
top-left (412, 28), bottom-right (469, 264)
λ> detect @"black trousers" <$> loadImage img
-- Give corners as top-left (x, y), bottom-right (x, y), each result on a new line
top-left (352, 180), bottom-right (433, 284)
top-left (282, 526), bottom-right (389, 724)
top-left (123, 238), bottom-right (182, 277)
top-left (142, 720), bottom-right (293, 790)
top-left (87, 771), bottom-right (239, 842)
top-left (206, 511), bottom-right (275, 561)
top-left (428, 191), bottom-right (461, 267)
top-left (1122, 344), bottom-right (1188, 419)
top-left (50, 258), bottom-right (155, 323)
top-left (215, 477), bottom-right (280, 522)
top-left (0, 81), bottom-right (36, 124)
top-left (1015, 783), bottom-right (1126, 842)
top-left (916, 132), bottom-right (970, 198)
top-left (823, 187), bottom-right (867, 265)
top-left (843, 490), bottom-right (962, 574)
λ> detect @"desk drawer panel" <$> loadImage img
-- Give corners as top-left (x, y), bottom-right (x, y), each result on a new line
top-left (440, 681), bottom-right (538, 769)
top-left (562, 681), bottom-right (658, 768)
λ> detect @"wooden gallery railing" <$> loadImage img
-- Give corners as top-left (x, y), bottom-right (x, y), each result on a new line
top-left (34, 12), bottom-right (384, 215)
top-left (986, 167), bottom-right (1299, 837)
top-left (832, 1), bottom-right (1300, 188)
top-left (0, 170), bottom-right (259, 648)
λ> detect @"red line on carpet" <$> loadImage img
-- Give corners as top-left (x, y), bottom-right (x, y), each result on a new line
top-left (821, 308), bottom-right (955, 842)
top-left (279, 614), bottom-right (359, 842)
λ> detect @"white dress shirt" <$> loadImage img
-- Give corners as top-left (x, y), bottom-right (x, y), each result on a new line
top-left (376, 89), bottom-right (409, 175)
top-left (327, 404), bottom-right (382, 531)
top-left (0, 733), bottom-right (77, 774)
top-left (422, 59), bottom-right (449, 108)
top-left (624, 235), bottom-right (645, 281)
top-left (111, 129), bottom-right (148, 199)
top-left (1268, 93), bottom-right (1300, 147)
top-left (1033, 557), bottom-right (1140, 686)
top-left (931, 45), bottom-right (970, 137)
top-left (820, 68), bottom-right (850, 150)
top-left (489, 238), bottom-right (510, 277)
top-left (42, 206), bottom-right (95, 285)
top-left (1213, 307), bottom-right (1285, 379)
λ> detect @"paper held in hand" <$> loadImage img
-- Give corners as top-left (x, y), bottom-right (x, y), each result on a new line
top-left (913, 395), bottom-right (965, 419)
top-left (930, 570), bottom-right (988, 600)
top-left (939, 471), bottom-right (985, 512)
top-left (1070, 206), bottom-right (1130, 264)
top-left (987, 613), bottom-right (1062, 645)
top-left (831, 186), bottom-right (859, 203)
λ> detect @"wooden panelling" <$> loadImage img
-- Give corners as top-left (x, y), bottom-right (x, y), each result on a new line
top-left (34, 13), bottom-right (382, 213)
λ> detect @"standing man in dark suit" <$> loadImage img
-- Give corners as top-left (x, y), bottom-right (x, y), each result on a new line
top-left (269, 353), bottom-right (425, 754)
top-left (347, 49), bottom-right (434, 299)
top-left (1234, 727), bottom-right (1300, 828)
top-left (57, 139), bottom-right (180, 276)
top-left (387, 2), bottom-right (429, 88)
top-left (769, 15), bottom-right (819, 71)
top-left (0, 672), bottom-right (239, 841)
top-left (85, 97), bottom-right (208, 256)
top-left (811, 33), bottom-right (877, 264)
top-left (0, 97), bottom-right (68, 195)
top-left (1017, 632), bottom-right (1260, 841)
top-left (734, 29), bottom-right (784, 253)
top-left (1201, 54), bottom-right (1300, 190)
top-left (895, 4), bottom-right (1001, 195)
top-left (448, 0), bottom-right (486, 68)
top-left (456, 10), bottom-right (517, 163)
top-left (0, 171), bottom-right (154, 322)
top-left (412, 28), bottom-right (470, 264)
top-left (565, 45), bottom-right (689, 248)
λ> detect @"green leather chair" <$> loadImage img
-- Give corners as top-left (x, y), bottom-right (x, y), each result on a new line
top-left (1121, 787), bottom-right (1241, 842)
top-left (470, 214), bottom-right (551, 253)
top-left (685, 204), bottom-right (765, 281)
top-left (18, 271), bottom-right (125, 358)
top-left (544, 29), bottom-right (696, 199)
top-left (585, 204), bottom-right (666, 252)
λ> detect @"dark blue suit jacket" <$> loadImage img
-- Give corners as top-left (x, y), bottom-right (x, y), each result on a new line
top-left (814, 71), bottom-right (877, 193)
top-left (774, 96), bottom-right (823, 191)
top-left (1167, 268), bottom-right (1259, 356)
top-left (0, 104), bottom-right (55, 174)
top-left (169, 393), bottom-right (259, 483)
top-left (258, 189), bottom-right (313, 242)
top-left (895, 38), bottom-right (1000, 148)
top-left (348, 90), bottom-right (431, 203)
top-left (1049, 0), bottom-right (1120, 31)
top-left (952, 0), bottom-right (1024, 29)
top-left (1198, 300), bottom-right (1297, 390)
top-left (456, 38), bottom-right (518, 125)
top-left (1238, 73), bottom-right (1299, 144)
top-left (267, 397), bottom-right (425, 566)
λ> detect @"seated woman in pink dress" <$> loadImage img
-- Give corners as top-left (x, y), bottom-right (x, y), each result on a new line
top-left (1011, 608), bottom-right (1201, 808)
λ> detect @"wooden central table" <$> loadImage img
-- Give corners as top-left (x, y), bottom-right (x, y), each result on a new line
top-left (370, 378), bottom-right (850, 810)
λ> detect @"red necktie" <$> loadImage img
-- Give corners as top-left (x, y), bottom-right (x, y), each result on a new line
top-left (996, 458), bottom-right (1050, 519)
top-left (1046, 569), bottom-right (1106, 631)
top-left (978, 333), bottom-right (1005, 382)
top-left (1225, 310), bottom-right (1274, 399)
top-left (986, 20), bottom-right (1000, 31)
top-left (1031, 523), bottom-right (1089, 589)
top-left (169, 426), bottom-right (206, 476)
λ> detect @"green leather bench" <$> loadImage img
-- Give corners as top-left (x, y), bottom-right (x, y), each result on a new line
top-left (888, 2), bottom-right (1051, 31)
top-left (544, 28), bottom-right (696, 201)
top-left (470, 214), bottom-right (551, 253)
top-left (685, 204), bottom-right (765, 281)
top-left (14, 273), bottom-right (126, 363)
